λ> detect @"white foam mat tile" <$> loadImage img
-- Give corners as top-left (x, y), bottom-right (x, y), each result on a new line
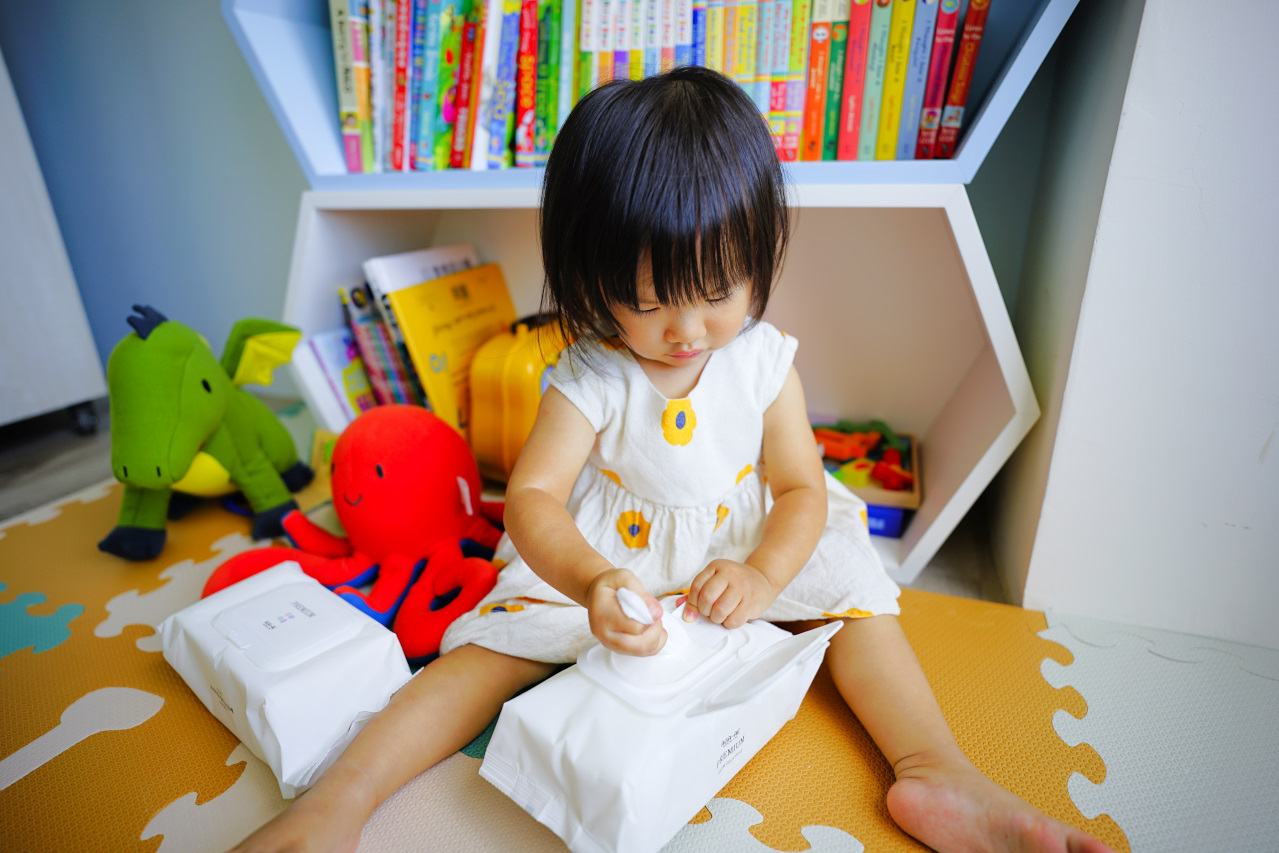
top-left (1040, 612), bottom-right (1279, 852)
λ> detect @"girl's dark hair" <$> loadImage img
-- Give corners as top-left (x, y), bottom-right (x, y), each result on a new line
top-left (539, 66), bottom-right (790, 344)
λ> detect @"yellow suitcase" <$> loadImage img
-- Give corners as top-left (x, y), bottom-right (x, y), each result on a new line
top-left (469, 315), bottom-right (572, 482)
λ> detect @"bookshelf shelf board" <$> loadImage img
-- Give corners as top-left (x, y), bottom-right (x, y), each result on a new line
top-left (223, 0), bottom-right (1079, 190)
top-left (282, 187), bottom-right (1037, 584)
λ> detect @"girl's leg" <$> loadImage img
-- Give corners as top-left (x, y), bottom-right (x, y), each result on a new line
top-left (230, 644), bottom-right (556, 853)
top-left (827, 616), bottom-right (1115, 853)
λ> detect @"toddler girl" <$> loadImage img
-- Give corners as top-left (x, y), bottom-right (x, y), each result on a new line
top-left (233, 67), bottom-right (1114, 853)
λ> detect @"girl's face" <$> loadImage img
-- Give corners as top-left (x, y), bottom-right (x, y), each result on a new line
top-left (611, 274), bottom-right (752, 371)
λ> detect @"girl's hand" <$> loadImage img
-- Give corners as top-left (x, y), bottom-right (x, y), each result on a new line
top-left (685, 560), bottom-right (777, 629)
top-left (586, 568), bottom-right (667, 656)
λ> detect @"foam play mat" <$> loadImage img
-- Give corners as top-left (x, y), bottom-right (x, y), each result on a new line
top-left (0, 480), bottom-right (1133, 852)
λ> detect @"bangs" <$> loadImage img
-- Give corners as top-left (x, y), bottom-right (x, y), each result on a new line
top-left (540, 67), bottom-right (790, 341)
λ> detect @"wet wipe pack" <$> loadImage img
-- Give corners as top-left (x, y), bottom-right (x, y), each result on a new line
top-left (479, 592), bottom-right (841, 853)
top-left (159, 562), bottom-right (413, 798)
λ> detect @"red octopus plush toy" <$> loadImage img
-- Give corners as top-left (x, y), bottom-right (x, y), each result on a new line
top-left (203, 405), bottom-right (503, 663)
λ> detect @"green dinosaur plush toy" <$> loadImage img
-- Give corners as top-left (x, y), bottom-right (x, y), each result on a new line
top-left (98, 305), bottom-right (315, 561)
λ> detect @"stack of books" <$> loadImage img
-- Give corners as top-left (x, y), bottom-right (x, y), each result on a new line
top-left (326, 0), bottom-right (992, 171)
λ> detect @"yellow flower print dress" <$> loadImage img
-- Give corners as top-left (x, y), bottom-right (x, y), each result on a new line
top-left (443, 321), bottom-right (901, 664)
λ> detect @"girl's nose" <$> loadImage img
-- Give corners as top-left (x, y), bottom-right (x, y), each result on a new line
top-left (666, 309), bottom-right (706, 344)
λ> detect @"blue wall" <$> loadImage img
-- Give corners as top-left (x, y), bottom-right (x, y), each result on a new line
top-left (0, 2), bottom-right (306, 379)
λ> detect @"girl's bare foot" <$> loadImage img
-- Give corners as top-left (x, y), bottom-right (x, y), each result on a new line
top-left (228, 765), bottom-right (375, 853)
top-left (886, 748), bottom-right (1117, 853)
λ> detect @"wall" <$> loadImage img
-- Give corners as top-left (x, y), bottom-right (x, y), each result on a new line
top-left (993, 0), bottom-right (1279, 649)
top-left (0, 1), bottom-right (306, 395)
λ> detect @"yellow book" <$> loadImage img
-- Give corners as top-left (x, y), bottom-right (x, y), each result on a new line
top-left (875, 0), bottom-right (915, 159)
top-left (384, 263), bottom-right (518, 436)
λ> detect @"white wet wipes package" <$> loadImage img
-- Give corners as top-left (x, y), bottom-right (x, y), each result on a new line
top-left (479, 594), bottom-right (841, 853)
top-left (159, 562), bottom-right (413, 798)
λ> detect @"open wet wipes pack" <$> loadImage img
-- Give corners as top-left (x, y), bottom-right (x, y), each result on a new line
top-left (479, 594), bottom-right (841, 853)
top-left (159, 562), bottom-right (413, 798)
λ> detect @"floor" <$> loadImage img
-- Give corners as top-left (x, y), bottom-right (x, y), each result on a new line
top-left (0, 396), bottom-right (1009, 604)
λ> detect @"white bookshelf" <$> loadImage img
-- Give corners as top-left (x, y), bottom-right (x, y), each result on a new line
top-left (223, 0), bottom-right (1077, 584)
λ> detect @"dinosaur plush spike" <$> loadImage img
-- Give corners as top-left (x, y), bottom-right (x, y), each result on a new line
top-left (98, 309), bottom-right (314, 561)
top-left (126, 304), bottom-right (168, 340)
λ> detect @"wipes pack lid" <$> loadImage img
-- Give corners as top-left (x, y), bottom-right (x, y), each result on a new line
top-left (211, 581), bottom-right (364, 670)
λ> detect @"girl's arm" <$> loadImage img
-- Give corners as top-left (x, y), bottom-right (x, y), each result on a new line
top-left (504, 387), bottom-right (666, 654)
top-left (687, 366), bottom-right (827, 628)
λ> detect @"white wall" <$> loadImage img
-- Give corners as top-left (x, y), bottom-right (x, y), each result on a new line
top-left (995, 0), bottom-right (1279, 649)
top-left (0, 2), bottom-right (306, 393)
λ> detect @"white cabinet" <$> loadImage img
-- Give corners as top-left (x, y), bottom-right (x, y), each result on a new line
top-left (0, 46), bottom-right (105, 427)
top-left (221, 0), bottom-right (1081, 585)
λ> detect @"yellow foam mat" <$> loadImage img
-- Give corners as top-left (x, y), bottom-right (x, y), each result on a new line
top-left (0, 483), bottom-right (1127, 852)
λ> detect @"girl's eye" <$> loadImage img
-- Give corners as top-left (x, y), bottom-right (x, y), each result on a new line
top-left (630, 304), bottom-right (660, 315)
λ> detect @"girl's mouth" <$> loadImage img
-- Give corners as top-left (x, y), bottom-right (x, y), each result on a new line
top-left (669, 349), bottom-right (704, 360)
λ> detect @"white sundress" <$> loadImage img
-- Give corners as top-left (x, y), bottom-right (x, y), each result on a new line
top-left (441, 320), bottom-right (901, 663)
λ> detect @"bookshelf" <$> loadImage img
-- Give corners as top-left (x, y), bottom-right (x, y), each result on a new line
top-left (223, 0), bottom-right (1075, 584)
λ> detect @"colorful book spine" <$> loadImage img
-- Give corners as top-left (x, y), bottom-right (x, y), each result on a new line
top-left (391, 0), bottom-right (414, 170)
top-left (630, 0), bottom-right (646, 79)
top-left (895, 0), bottom-right (937, 158)
top-left (451, 17), bottom-right (481, 166)
top-left (350, 1), bottom-right (376, 171)
top-left (407, 0), bottom-right (429, 168)
top-left (835, 0), bottom-right (871, 159)
top-left (765, 0), bottom-right (791, 151)
top-left (487, 0), bottom-right (523, 167)
top-left (330, 0), bottom-right (363, 172)
top-left (779, 0), bottom-right (810, 160)
top-left (935, 0), bottom-right (989, 158)
top-left (875, 0), bottom-right (914, 159)
top-left (914, 0), bottom-right (958, 158)
top-left (578, 0), bottom-right (599, 99)
top-left (434, 0), bottom-right (471, 168)
top-left (470, 0), bottom-right (506, 168)
top-left (661, 0), bottom-right (676, 71)
top-left (644, 0), bottom-right (662, 76)
top-left (614, 0), bottom-right (631, 80)
top-left (514, 0), bottom-right (539, 166)
top-left (533, 0), bottom-right (561, 165)
top-left (383, 0), bottom-right (401, 168)
top-left (369, 0), bottom-right (387, 171)
top-left (722, 0), bottom-right (741, 79)
top-left (675, 0), bottom-right (693, 66)
top-left (341, 284), bottom-right (419, 405)
top-left (310, 328), bottom-right (378, 420)
top-left (857, 0), bottom-right (891, 160)
top-left (598, 0), bottom-right (615, 84)
top-left (692, 0), bottom-right (708, 67)
top-left (414, 0), bottom-right (445, 168)
top-left (558, 0), bottom-right (578, 127)
top-left (461, 0), bottom-right (488, 168)
top-left (705, 0), bottom-right (725, 73)
top-left (821, 0), bottom-right (850, 159)
top-left (800, 0), bottom-right (834, 161)
top-left (754, 0), bottom-right (776, 114)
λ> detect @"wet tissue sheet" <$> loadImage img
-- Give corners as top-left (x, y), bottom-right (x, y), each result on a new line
top-left (480, 592), bottom-right (841, 853)
top-left (159, 562), bottom-right (413, 798)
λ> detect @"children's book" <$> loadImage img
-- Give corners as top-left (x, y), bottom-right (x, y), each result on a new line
top-left (753, 0), bottom-right (776, 114)
top-left (692, 0), bottom-right (707, 67)
top-left (329, 0), bottom-right (363, 172)
top-left (341, 283), bottom-right (423, 406)
top-left (613, 0), bottom-right (631, 80)
top-left (835, 0), bottom-right (871, 159)
top-left (856, 0), bottom-right (891, 160)
top-left (350, 1), bottom-right (376, 171)
top-left (799, 0), bottom-right (834, 161)
top-left (732, 0), bottom-right (757, 91)
top-left (935, 0), bottom-right (989, 158)
top-left (471, 0), bottom-right (511, 168)
top-left (533, 0), bottom-right (561, 165)
top-left (558, 0), bottom-right (580, 124)
top-left (874, 0), bottom-right (914, 159)
top-left (450, 15), bottom-right (481, 166)
top-left (821, 0), bottom-right (849, 159)
top-left (705, 0), bottom-right (725, 73)
top-left (513, 0), bottom-right (539, 166)
top-left (629, 0), bottom-right (646, 79)
top-left (895, 0), bottom-right (937, 158)
top-left (597, 0), bottom-right (615, 84)
top-left (487, 0), bottom-right (523, 167)
top-left (674, 0), bottom-right (693, 66)
top-left (644, 0), bottom-right (662, 76)
top-left (765, 0), bottom-right (791, 151)
top-left (414, 0), bottom-right (445, 168)
top-left (578, 0), bottom-right (600, 99)
top-left (384, 263), bottom-right (518, 435)
top-left (434, 0), bottom-right (472, 168)
top-left (307, 327), bottom-right (378, 422)
top-left (913, 0), bottom-right (958, 158)
top-left (369, 0), bottom-right (388, 170)
top-left (407, 0), bottom-right (429, 169)
top-left (778, 0), bottom-right (810, 161)
top-left (391, 0), bottom-right (414, 169)
top-left (459, 0), bottom-right (488, 168)
top-left (661, 0), bottom-right (677, 71)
